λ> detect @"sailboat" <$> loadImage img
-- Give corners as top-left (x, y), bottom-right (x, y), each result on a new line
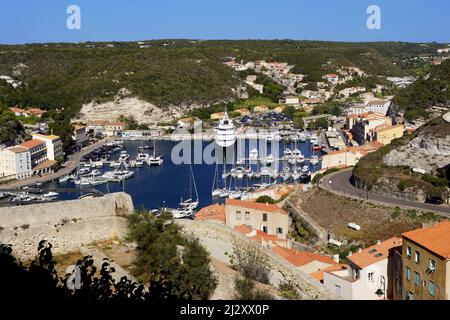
top-left (147, 138), bottom-right (163, 166)
top-left (179, 165), bottom-right (199, 211)
top-left (211, 163), bottom-right (223, 197)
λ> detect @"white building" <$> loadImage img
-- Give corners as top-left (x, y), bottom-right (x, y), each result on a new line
top-left (31, 134), bottom-right (63, 161)
top-left (0, 146), bottom-right (32, 180)
top-left (323, 237), bottom-right (402, 300)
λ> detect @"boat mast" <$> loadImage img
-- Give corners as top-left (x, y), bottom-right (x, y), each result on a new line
top-left (190, 164), bottom-right (199, 201)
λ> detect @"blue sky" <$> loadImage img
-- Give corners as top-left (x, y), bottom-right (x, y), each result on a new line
top-left (0, 0), bottom-right (449, 44)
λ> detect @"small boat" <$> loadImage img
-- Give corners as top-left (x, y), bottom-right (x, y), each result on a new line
top-left (281, 168), bottom-right (291, 182)
top-left (0, 192), bottom-right (8, 200)
top-left (59, 176), bottom-right (71, 183)
top-left (219, 189), bottom-right (230, 198)
top-left (135, 160), bottom-right (144, 167)
top-left (260, 167), bottom-right (271, 176)
top-left (312, 144), bottom-right (321, 152)
top-left (119, 152), bottom-right (130, 162)
top-left (270, 170), bottom-right (279, 179)
top-left (136, 153), bottom-right (150, 161)
top-left (235, 167), bottom-right (245, 179)
top-left (292, 169), bottom-right (301, 181)
top-left (266, 154), bottom-right (275, 165)
top-left (42, 192), bottom-right (59, 198)
top-left (283, 148), bottom-right (292, 159)
top-left (301, 165), bottom-right (310, 174)
top-left (229, 190), bottom-right (242, 199)
top-left (147, 155), bottom-right (163, 166)
top-left (249, 148), bottom-right (259, 161)
top-left (78, 167), bottom-right (91, 175)
top-left (299, 132), bottom-right (307, 142)
top-left (310, 155), bottom-right (320, 166)
top-left (90, 169), bottom-right (102, 177)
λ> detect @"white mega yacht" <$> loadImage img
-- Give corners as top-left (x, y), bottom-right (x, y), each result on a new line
top-left (215, 109), bottom-right (236, 148)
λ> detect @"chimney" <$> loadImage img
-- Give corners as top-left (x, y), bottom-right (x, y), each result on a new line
top-left (377, 240), bottom-right (381, 245)
top-left (347, 252), bottom-right (352, 257)
top-left (358, 248), bottom-right (363, 253)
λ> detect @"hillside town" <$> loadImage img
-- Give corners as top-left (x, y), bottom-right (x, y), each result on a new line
top-left (0, 36), bottom-right (449, 304)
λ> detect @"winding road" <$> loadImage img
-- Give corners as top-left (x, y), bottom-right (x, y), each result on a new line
top-left (320, 168), bottom-right (450, 216)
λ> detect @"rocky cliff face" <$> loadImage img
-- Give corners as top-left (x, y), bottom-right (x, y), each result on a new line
top-left (384, 119), bottom-right (450, 173)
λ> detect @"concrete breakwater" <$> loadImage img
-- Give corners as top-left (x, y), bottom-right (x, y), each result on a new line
top-left (0, 192), bottom-right (134, 260)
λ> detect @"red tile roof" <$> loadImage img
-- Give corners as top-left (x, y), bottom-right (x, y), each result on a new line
top-left (402, 221), bottom-right (450, 259)
top-left (20, 139), bottom-right (45, 149)
top-left (226, 198), bottom-right (287, 215)
top-left (195, 204), bottom-right (226, 224)
top-left (311, 264), bottom-right (349, 282)
top-left (272, 246), bottom-right (337, 267)
top-left (347, 237), bottom-right (402, 269)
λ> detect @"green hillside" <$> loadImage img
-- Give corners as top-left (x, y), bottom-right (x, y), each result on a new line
top-left (0, 40), bottom-right (443, 119)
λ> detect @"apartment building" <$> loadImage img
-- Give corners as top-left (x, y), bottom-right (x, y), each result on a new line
top-left (375, 124), bottom-right (404, 145)
top-left (350, 113), bottom-right (392, 145)
top-left (225, 198), bottom-right (290, 240)
top-left (402, 222), bottom-right (450, 300)
top-left (31, 133), bottom-right (63, 161)
top-left (0, 146), bottom-right (32, 179)
top-left (323, 237), bottom-right (402, 300)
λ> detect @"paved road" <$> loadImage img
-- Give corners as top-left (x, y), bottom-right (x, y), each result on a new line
top-left (320, 168), bottom-right (450, 216)
top-left (2, 138), bottom-right (112, 190)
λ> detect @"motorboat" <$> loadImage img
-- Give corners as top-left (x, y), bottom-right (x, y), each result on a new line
top-left (179, 198), bottom-right (199, 211)
top-left (147, 155), bottom-right (163, 166)
top-left (229, 190), bottom-right (242, 199)
top-left (249, 148), bottom-right (259, 161)
top-left (266, 154), bottom-right (275, 165)
top-left (136, 153), bottom-right (150, 161)
top-left (235, 167), bottom-right (245, 179)
top-left (78, 167), bottom-right (91, 175)
top-left (42, 192), bottom-right (59, 198)
top-left (281, 168), bottom-right (291, 182)
top-left (310, 155), bottom-right (320, 166)
top-left (298, 132), bottom-right (307, 142)
top-left (135, 160), bottom-right (144, 167)
top-left (283, 148), bottom-right (292, 159)
top-left (119, 151), bottom-right (130, 162)
top-left (90, 169), bottom-right (102, 177)
top-left (219, 189), bottom-right (230, 198)
top-left (292, 169), bottom-right (301, 181)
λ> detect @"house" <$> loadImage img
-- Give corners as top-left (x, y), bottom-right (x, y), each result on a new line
top-left (0, 146), bottom-right (32, 180)
top-left (253, 105), bottom-right (269, 113)
top-left (246, 75), bottom-right (257, 83)
top-left (234, 108), bottom-right (250, 117)
top-left (72, 125), bottom-right (88, 145)
top-left (281, 96), bottom-right (300, 107)
top-left (272, 245), bottom-right (338, 275)
top-left (87, 120), bottom-right (125, 136)
top-left (323, 74), bottom-right (339, 84)
top-left (177, 117), bottom-right (197, 129)
top-left (31, 133), bottom-right (63, 161)
top-left (24, 108), bottom-right (46, 118)
top-left (210, 112), bottom-right (225, 121)
top-left (249, 83), bottom-right (264, 94)
top-left (401, 221), bottom-right (450, 300)
top-left (9, 107), bottom-right (25, 116)
top-left (225, 198), bottom-right (290, 240)
top-left (366, 100), bottom-right (392, 115)
top-left (375, 124), bottom-right (404, 145)
top-left (195, 204), bottom-right (226, 224)
top-left (323, 237), bottom-right (402, 300)
top-left (235, 225), bottom-right (287, 248)
top-left (350, 113), bottom-right (392, 145)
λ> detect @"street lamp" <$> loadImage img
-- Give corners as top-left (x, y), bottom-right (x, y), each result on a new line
top-left (375, 275), bottom-right (386, 300)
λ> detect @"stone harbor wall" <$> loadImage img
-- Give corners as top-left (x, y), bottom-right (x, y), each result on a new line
top-left (0, 193), bottom-right (134, 260)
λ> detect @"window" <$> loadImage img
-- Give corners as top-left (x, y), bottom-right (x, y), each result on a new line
top-left (262, 226), bottom-right (268, 233)
top-left (414, 250), bottom-right (421, 263)
top-left (429, 281), bottom-right (436, 297)
top-left (245, 212), bottom-right (250, 220)
top-left (406, 267), bottom-right (411, 281)
top-left (414, 272), bottom-right (420, 286)
top-left (335, 285), bottom-right (342, 296)
top-left (236, 211), bottom-right (241, 220)
top-left (429, 259), bottom-right (436, 272)
top-left (406, 246), bottom-right (412, 258)
top-left (277, 227), bottom-right (283, 235)
top-left (368, 272), bottom-right (374, 282)
top-left (262, 213), bottom-right (267, 222)
top-left (407, 291), bottom-right (414, 300)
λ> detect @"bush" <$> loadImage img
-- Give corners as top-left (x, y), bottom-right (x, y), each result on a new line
top-left (234, 276), bottom-right (273, 300)
top-left (227, 240), bottom-right (270, 284)
top-left (255, 195), bottom-right (275, 204)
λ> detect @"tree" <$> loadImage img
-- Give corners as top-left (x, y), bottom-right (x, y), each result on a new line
top-left (256, 195), bottom-right (275, 204)
top-left (127, 211), bottom-right (217, 300)
top-left (0, 106), bottom-right (24, 144)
